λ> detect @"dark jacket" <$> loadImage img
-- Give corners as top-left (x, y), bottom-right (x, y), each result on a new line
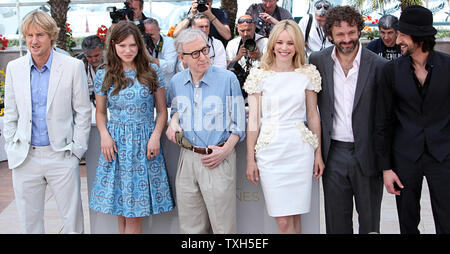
top-left (310, 46), bottom-right (387, 176)
top-left (375, 50), bottom-right (450, 170)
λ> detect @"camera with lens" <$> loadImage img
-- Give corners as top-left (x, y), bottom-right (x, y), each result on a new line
top-left (243, 38), bottom-right (257, 52)
top-left (197, 0), bottom-right (209, 12)
top-left (107, 1), bottom-right (134, 23)
top-left (255, 17), bottom-right (267, 33)
top-left (227, 61), bottom-right (249, 98)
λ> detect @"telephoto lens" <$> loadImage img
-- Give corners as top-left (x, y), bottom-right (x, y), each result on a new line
top-left (244, 38), bottom-right (257, 52)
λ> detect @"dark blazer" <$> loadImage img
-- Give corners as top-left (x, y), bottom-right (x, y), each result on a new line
top-left (375, 51), bottom-right (450, 170)
top-left (309, 46), bottom-right (387, 176)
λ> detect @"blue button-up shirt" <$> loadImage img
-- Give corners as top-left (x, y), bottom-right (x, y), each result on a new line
top-left (29, 50), bottom-right (53, 146)
top-left (168, 65), bottom-right (246, 147)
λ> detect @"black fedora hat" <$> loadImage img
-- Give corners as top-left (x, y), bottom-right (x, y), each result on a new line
top-left (397, 5), bottom-right (437, 36)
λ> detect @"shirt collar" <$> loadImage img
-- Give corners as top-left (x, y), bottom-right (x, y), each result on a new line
top-left (29, 49), bottom-right (54, 71)
top-left (182, 65), bottom-right (213, 87)
top-left (408, 50), bottom-right (435, 71)
top-left (331, 42), bottom-right (362, 67)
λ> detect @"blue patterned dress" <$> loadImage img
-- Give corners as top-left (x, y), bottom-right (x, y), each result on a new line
top-left (89, 65), bottom-right (174, 218)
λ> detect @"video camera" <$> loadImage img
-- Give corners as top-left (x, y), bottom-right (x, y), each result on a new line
top-left (107, 1), bottom-right (134, 24)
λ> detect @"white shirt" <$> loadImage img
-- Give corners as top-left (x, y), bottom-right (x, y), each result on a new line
top-left (151, 35), bottom-right (177, 86)
top-left (176, 36), bottom-right (227, 72)
top-left (330, 43), bottom-right (362, 142)
top-left (226, 33), bottom-right (268, 70)
top-left (298, 14), bottom-right (333, 54)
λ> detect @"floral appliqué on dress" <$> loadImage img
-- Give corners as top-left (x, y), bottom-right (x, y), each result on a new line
top-left (296, 122), bottom-right (319, 150)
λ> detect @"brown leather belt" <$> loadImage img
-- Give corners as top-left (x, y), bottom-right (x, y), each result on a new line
top-left (190, 143), bottom-right (225, 155)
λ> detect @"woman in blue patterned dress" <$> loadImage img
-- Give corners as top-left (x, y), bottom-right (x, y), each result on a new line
top-left (89, 21), bottom-right (174, 234)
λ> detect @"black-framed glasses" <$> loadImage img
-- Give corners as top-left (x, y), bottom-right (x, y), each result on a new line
top-left (238, 18), bottom-right (254, 24)
top-left (182, 45), bottom-right (210, 59)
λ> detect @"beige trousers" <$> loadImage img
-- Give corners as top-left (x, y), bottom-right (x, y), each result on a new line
top-left (12, 146), bottom-right (84, 234)
top-left (175, 148), bottom-right (237, 234)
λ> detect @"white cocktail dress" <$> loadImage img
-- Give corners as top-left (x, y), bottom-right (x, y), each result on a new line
top-left (244, 65), bottom-right (322, 217)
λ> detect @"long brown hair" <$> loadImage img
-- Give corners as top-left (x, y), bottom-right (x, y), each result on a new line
top-left (102, 20), bottom-right (158, 95)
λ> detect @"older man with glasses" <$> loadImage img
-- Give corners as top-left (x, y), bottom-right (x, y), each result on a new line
top-left (165, 28), bottom-right (246, 234)
top-left (177, 13), bottom-right (227, 71)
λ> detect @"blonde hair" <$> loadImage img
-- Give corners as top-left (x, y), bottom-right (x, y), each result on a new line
top-left (260, 19), bottom-right (306, 70)
top-left (20, 11), bottom-right (59, 46)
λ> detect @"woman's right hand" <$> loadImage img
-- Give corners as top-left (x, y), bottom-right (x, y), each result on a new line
top-left (246, 159), bottom-right (260, 185)
top-left (100, 133), bottom-right (117, 162)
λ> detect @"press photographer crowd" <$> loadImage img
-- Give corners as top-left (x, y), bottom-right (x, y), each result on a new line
top-left (3, 0), bottom-right (450, 236)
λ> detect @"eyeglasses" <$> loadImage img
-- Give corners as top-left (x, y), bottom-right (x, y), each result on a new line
top-left (238, 18), bottom-right (254, 24)
top-left (182, 45), bottom-right (210, 59)
top-left (315, 3), bottom-right (330, 11)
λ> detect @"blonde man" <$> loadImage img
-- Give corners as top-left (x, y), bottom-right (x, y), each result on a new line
top-left (4, 11), bottom-right (91, 233)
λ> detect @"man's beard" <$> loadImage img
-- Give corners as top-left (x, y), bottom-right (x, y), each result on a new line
top-left (399, 43), bottom-right (413, 56)
top-left (336, 39), bottom-right (359, 54)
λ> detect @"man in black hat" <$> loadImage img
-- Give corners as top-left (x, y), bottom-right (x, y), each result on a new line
top-left (375, 5), bottom-right (450, 234)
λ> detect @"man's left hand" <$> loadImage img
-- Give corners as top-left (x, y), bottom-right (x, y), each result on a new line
top-left (247, 47), bottom-right (261, 60)
top-left (259, 12), bottom-right (277, 25)
top-left (201, 145), bottom-right (232, 169)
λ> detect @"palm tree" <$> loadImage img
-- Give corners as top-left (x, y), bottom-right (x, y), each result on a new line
top-left (221, 0), bottom-right (238, 36)
top-left (48, 0), bottom-right (71, 50)
top-left (349, 0), bottom-right (423, 12)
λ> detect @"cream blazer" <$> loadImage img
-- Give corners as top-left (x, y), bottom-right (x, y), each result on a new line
top-left (4, 50), bottom-right (92, 169)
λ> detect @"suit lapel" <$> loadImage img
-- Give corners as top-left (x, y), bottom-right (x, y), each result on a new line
top-left (352, 48), bottom-right (371, 111)
top-left (324, 48), bottom-right (335, 107)
top-left (46, 51), bottom-right (63, 113)
top-left (22, 56), bottom-right (32, 118)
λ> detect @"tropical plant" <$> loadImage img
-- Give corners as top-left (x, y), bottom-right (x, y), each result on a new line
top-left (349, 0), bottom-right (423, 12)
top-left (221, 0), bottom-right (238, 36)
top-left (48, 0), bottom-right (71, 50)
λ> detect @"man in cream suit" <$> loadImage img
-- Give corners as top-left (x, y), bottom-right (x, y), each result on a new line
top-left (4, 11), bottom-right (91, 234)
top-left (309, 6), bottom-right (386, 233)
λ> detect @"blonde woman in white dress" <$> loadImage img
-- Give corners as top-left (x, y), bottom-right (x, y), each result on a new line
top-left (244, 20), bottom-right (325, 234)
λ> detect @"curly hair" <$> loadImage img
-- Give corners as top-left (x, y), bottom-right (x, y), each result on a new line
top-left (323, 6), bottom-right (365, 38)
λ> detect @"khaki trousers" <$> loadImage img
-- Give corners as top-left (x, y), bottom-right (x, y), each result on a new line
top-left (176, 148), bottom-right (237, 234)
top-left (12, 146), bottom-right (84, 234)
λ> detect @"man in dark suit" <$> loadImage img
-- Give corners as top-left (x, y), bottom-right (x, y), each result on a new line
top-left (375, 5), bottom-right (450, 234)
top-left (309, 6), bottom-right (386, 234)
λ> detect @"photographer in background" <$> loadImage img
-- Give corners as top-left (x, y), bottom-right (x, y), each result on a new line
top-left (76, 35), bottom-right (105, 106)
top-left (127, 0), bottom-right (147, 20)
top-left (226, 15), bottom-right (268, 98)
top-left (173, 0), bottom-right (231, 47)
top-left (298, 0), bottom-right (333, 54)
top-left (366, 14), bottom-right (402, 60)
top-left (144, 18), bottom-right (177, 88)
top-left (246, 0), bottom-right (293, 38)
top-left (108, 1), bottom-right (153, 56)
